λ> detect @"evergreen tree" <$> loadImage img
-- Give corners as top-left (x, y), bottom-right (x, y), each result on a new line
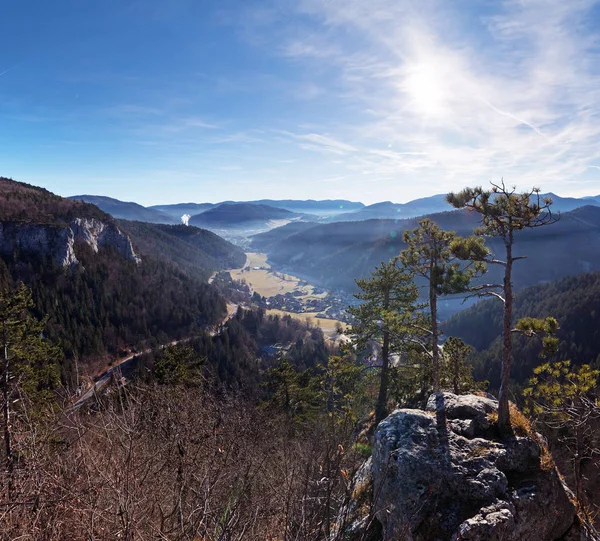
top-left (448, 180), bottom-right (557, 432)
top-left (524, 360), bottom-right (600, 505)
top-left (400, 218), bottom-right (486, 391)
top-left (262, 357), bottom-right (323, 426)
top-left (442, 337), bottom-right (476, 394)
top-left (347, 259), bottom-right (419, 425)
top-left (154, 344), bottom-right (205, 386)
top-left (0, 284), bottom-right (60, 478)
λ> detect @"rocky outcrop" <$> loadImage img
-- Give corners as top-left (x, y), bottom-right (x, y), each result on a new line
top-left (339, 393), bottom-right (589, 541)
top-left (0, 222), bottom-right (78, 266)
top-left (70, 218), bottom-right (140, 263)
top-left (0, 218), bottom-right (140, 266)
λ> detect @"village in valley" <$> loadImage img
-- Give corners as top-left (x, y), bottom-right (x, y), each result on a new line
top-left (212, 252), bottom-right (355, 338)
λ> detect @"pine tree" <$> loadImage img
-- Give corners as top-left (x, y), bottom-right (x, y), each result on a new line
top-left (524, 360), bottom-right (600, 504)
top-left (400, 218), bottom-right (486, 391)
top-left (447, 180), bottom-right (557, 432)
top-left (0, 283), bottom-right (60, 484)
top-left (442, 337), bottom-right (475, 395)
top-left (347, 259), bottom-right (419, 425)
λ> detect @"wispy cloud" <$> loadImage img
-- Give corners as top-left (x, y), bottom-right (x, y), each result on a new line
top-left (238, 0), bottom-right (600, 198)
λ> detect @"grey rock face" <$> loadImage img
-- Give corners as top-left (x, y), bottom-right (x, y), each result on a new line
top-left (0, 222), bottom-right (78, 266)
top-left (0, 219), bottom-right (140, 267)
top-left (366, 393), bottom-right (578, 541)
top-left (70, 218), bottom-right (140, 263)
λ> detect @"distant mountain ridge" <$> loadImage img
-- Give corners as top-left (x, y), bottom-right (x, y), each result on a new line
top-left (328, 194), bottom-right (449, 221)
top-left (148, 202), bottom-right (216, 219)
top-left (189, 203), bottom-right (297, 227)
top-left (326, 192), bottom-right (600, 222)
top-left (68, 191), bottom-right (600, 226)
top-left (69, 195), bottom-right (178, 224)
top-left (251, 205), bottom-right (600, 299)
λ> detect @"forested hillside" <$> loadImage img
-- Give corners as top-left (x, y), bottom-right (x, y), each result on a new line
top-left (118, 221), bottom-right (246, 281)
top-left (444, 272), bottom-right (600, 387)
top-left (0, 179), bottom-right (238, 373)
top-left (0, 177), bottom-right (108, 223)
top-left (190, 202), bottom-right (296, 227)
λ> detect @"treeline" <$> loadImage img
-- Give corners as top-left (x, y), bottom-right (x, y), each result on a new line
top-left (118, 220), bottom-right (246, 282)
top-left (143, 307), bottom-right (330, 393)
top-left (445, 272), bottom-right (600, 388)
top-left (0, 245), bottom-right (226, 378)
top-left (0, 177), bottom-right (109, 224)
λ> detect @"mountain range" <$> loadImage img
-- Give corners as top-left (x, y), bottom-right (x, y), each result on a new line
top-left (70, 191), bottom-right (600, 229)
top-left (250, 205), bottom-right (600, 305)
top-left (69, 195), bottom-right (179, 224)
top-left (189, 203), bottom-right (298, 228)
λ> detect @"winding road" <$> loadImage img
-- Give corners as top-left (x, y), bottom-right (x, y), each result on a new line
top-left (69, 303), bottom-right (238, 411)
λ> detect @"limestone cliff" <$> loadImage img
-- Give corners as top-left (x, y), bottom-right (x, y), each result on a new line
top-left (0, 218), bottom-right (140, 266)
top-left (338, 393), bottom-right (598, 541)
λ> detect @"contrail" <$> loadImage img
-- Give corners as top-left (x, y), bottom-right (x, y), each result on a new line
top-left (0, 65), bottom-right (16, 77)
top-left (478, 96), bottom-right (553, 144)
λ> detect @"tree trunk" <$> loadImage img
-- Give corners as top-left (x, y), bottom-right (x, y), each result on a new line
top-left (430, 286), bottom-right (439, 392)
top-left (497, 241), bottom-right (513, 433)
top-left (376, 288), bottom-right (391, 426)
top-left (2, 321), bottom-right (12, 499)
top-left (452, 360), bottom-right (459, 395)
top-left (575, 427), bottom-right (584, 505)
top-left (375, 328), bottom-right (390, 426)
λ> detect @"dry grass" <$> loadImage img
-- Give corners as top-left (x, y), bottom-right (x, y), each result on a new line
top-left (467, 443), bottom-right (495, 458)
top-left (488, 402), bottom-right (555, 472)
top-left (508, 402), bottom-right (533, 437)
top-left (486, 402), bottom-right (533, 437)
top-left (227, 251), bottom-right (347, 339)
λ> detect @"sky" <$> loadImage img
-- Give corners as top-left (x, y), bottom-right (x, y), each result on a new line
top-left (2, 0), bottom-right (600, 205)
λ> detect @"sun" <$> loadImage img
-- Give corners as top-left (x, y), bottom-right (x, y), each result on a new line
top-left (403, 62), bottom-right (446, 117)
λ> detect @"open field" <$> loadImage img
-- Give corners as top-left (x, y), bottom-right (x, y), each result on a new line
top-left (230, 252), bottom-right (326, 299)
top-left (224, 252), bottom-right (346, 338)
top-left (266, 308), bottom-right (346, 339)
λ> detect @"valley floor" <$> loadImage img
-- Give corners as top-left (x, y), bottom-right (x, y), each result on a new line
top-left (224, 251), bottom-right (348, 339)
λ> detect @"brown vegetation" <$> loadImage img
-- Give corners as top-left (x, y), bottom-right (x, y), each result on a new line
top-left (0, 385), bottom-right (363, 540)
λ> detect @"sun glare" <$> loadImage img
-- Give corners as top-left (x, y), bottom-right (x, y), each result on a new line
top-left (404, 63), bottom-right (446, 117)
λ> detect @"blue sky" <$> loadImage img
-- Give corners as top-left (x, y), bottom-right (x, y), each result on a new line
top-left (2, 0), bottom-right (600, 205)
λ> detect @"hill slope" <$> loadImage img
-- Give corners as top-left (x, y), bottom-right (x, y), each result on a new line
top-left (69, 194), bottom-right (177, 224)
top-left (190, 203), bottom-right (296, 227)
top-left (118, 221), bottom-right (246, 281)
top-left (251, 206), bottom-right (600, 295)
top-left (444, 272), bottom-right (600, 387)
top-left (0, 178), bottom-right (231, 368)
